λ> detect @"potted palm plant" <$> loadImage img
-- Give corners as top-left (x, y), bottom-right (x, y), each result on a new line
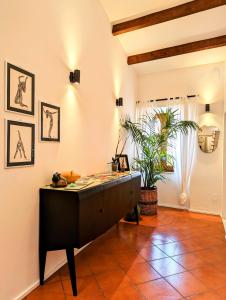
top-left (122, 108), bottom-right (199, 215)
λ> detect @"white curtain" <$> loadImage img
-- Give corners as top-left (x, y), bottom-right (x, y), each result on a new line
top-left (174, 98), bottom-right (198, 206)
top-left (135, 97), bottom-right (198, 207)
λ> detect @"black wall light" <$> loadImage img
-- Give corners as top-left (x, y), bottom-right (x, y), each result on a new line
top-left (116, 97), bottom-right (123, 107)
top-left (69, 69), bottom-right (80, 84)
top-left (205, 104), bottom-right (210, 112)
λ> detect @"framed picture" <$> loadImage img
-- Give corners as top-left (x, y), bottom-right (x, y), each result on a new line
top-left (5, 62), bottom-right (35, 115)
top-left (116, 154), bottom-right (130, 171)
top-left (40, 102), bottom-right (60, 142)
top-left (6, 120), bottom-right (35, 167)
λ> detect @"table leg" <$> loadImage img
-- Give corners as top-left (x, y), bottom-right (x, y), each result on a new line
top-left (39, 248), bottom-right (47, 285)
top-left (134, 205), bottom-right (139, 225)
top-left (66, 248), bottom-right (77, 296)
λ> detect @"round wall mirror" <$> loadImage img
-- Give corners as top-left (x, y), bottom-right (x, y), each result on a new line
top-left (198, 126), bottom-right (220, 153)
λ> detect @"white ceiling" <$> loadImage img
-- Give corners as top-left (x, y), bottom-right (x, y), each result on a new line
top-left (100, 0), bottom-right (190, 23)
top-left (100, 0), bottom-right (226, 75)
top-left (133, 47), bottom-right (226, 75)
top-left (118, 7), bottom-right (226, 55)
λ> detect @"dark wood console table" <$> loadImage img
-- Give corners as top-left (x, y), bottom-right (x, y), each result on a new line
top-left (39, 171), bottom-right (141, 296)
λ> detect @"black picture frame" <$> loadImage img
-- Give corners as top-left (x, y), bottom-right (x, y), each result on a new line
top-left (116, 154), bottom-right (130, 171)
top-left (40, 102), bottom-right (60, 142)
top-left (6, 120), bottom-right (35, 167)
top-left (6, 62), bottom-right (35, 115)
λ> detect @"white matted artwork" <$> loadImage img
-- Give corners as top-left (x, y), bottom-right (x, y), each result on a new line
top-left (5, 62), bottom-right (35, 115)
top-left (6, 120), bottom-right (35, 167)
top-left (40, 102), bottom-right (60, 142)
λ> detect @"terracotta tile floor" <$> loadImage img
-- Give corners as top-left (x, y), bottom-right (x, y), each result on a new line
top-left (24, 207), bottom-right (226, 299)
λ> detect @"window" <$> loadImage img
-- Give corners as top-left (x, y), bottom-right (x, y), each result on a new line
top-left (155, 112), bottom-right (174, 172)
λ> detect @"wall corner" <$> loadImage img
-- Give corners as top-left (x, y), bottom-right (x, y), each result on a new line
top-left (221, 217), bottom-right (226, 236)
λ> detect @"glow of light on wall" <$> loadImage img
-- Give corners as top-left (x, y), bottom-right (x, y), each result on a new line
top-left (114, 107), bottom-right (120, 125)
top-left (199, 113), bottom-right (216, 127)
top-left (113, 107), bottom-right (120, 132)
top-left (113, 64), bottom-right (123, 99)
top-left (200, 87), bottom-right (216, 104)
top-left (114, 77), bottom-right (121, 99)
top-left (63, 30), bottom-right (81, 71)
top-left (111, 107), bottom-right (120, 150)
top-left (65, 84), bottom-right (79, 111)
top-left (112, 68), bottom-right (123, 144)
top-left (199, 67), bottom-right (221, 104)
top-left (59, 7), bottom-right (83, 72)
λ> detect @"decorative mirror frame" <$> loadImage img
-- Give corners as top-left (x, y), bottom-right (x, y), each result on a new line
top-left (198, 125), bottom-right (220, 153)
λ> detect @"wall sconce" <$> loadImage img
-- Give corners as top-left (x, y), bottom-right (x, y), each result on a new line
top-left (205, 104), bottom-right (210, 112)
top-left (116, 97), bottom-right (123, 107)
top-left (69, 69), bottom-right (80, 84)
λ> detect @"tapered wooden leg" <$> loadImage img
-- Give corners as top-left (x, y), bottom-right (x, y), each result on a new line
top-left (134, 205), bottom-right (139, 225)
top-left (39, 249), bottom-right (47, 285)
top-left (66, 248), bottom-right (77, 296)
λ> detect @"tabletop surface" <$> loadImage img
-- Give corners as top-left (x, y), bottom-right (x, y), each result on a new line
top-left (40, 171), bottom-right (140, 192)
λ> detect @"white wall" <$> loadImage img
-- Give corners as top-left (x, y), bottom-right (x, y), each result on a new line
top-left (138, 62), bottom-right (225, 215)
top-left (222, 61), bottom-right (226, 225)
top-left (0, 1), bottom-right (136, 299)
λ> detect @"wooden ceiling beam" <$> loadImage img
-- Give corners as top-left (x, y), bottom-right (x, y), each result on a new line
top-left (127, 35), bottom-right (226, 65)
top-left (112, 0), bottom-right (226, 35)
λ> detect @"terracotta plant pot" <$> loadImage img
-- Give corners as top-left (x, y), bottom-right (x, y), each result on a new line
top-left (139, 187), bottom-right (158, 215)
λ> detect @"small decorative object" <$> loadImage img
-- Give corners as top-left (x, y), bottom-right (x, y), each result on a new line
top-left (198, 125), bottom-right (220, 153)
top-left (110, 129), bottom-right (128, 172)
top-left (6, 120), bottom-right (35, 167)
top-left (6, 62), bottom-right (35, 115)
top-left (111, 157), bottom-right (119, 172)
top-left (40, 102), bottom-right (60, 142)
top-left (116, 154), bottom-right (130, 172)
top-left (51, 172), bottom-right (67, 188)
top-left (69, 69), bottom-right (80, 84)
top-left (61, 171), bottom-right (81, 183)
top-left (179, 192), bottom-right (187, 205)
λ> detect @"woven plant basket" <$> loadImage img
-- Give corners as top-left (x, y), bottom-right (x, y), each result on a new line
top-left (139, 188), bottom-right (158, 215)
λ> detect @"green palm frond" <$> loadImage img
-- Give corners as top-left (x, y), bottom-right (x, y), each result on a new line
top-left (122, 108), bottom-right (199, 189)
